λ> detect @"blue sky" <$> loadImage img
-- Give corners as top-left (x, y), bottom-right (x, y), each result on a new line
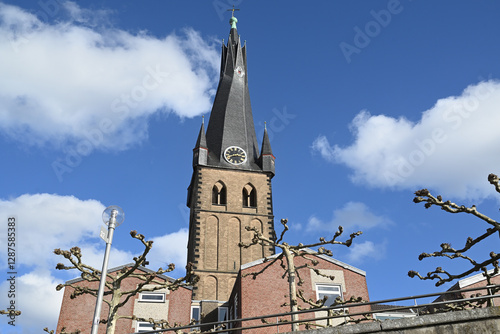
top-left (1, 1), bottom-right (500, 332)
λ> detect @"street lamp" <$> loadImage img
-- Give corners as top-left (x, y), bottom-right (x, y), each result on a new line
top-left (91, 205), bottom-right (124, 334)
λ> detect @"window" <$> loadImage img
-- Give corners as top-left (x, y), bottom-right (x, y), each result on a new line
top-left (136, 321), bottom-right (156, 333)
top-left (242, 184), bottom-right (256, 207)
top-left (212, 181), bottom-right (227, 205)
top-left (191, 305), bottom-right (200, 322)
top-left (218, 306), bottom-right (228, 334)
top-left (139, 292), bottom-right (165, 303)
top-left (191, 305), bottom-right (200, 331)
top-left (316, 284), bottom-right (342, 307)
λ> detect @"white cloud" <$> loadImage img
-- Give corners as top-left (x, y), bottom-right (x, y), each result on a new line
top-left (0, 193), bottom-right (192, 333)
top-left (76, 243), bottom-right (136, 270)
top-left (307, 201), bottom-right (392, 232)
top-left (61, 1), bottom-right (113, 26)
top-left (0, 193), bottom-right (103, 333)
top-left (312, 80), bottom-right (500, 200)
top-left (0, 271), bottom-right (64, 334)
top-left (0, 193), bottom-right (104, 269)
top-left (19, 272), bottom-right (63, 332)
top-left (149, 228), bottom-right (189, 275)
top-left (55, 230), bottom-right (189, 275)
top-left (0, 2), bottom-right (219, 152)
top-left (0, 192), bottom-right (190, 273)
top-left (344, 241), bottom-right (386, 264)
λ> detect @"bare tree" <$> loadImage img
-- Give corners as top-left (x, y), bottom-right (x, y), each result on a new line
top-left (295, 290), bottom-right (370, 329)
top-left (53, 230), bottom-right (197, 334)
top-left (239, 218), bottom-right (362, 331)
top-left (409, 173), bottom-right (500, 303)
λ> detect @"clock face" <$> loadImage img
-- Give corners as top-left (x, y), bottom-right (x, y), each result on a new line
top-left (224, 146), bottom-right (247, 165)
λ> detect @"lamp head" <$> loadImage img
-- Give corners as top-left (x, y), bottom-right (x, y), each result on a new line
top-left (102, 205), bottom-right (125, 226)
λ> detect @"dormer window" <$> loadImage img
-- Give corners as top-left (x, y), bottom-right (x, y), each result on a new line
top-left (242, 184), bottom-right (256, 207)
top-left (212, 181), bottom-right (227, 205)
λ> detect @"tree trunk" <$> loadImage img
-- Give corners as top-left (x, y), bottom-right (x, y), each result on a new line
top-left (284, 248), bottom-right (298, 331)
top-left (106, 290), bottom-right (122, 334)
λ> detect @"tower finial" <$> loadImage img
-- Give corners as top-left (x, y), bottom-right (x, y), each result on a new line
top-left (202, 115), bottom-right (205, 125)
top-left (264, 121), bottom-right (267, 130)
top-left (227, 5), bottom-right (239, 29)
top-left (228, 5), bottom-right (239, 17)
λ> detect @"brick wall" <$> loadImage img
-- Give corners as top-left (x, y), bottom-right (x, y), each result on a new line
top-left (458, 274), bottom-right (500, 306)
top-left (282, 307), bottom-right (500, 334)
top-left (56, 268), bottom-right (192, 334)
top-left (236, 253), bottom-right (369, 334)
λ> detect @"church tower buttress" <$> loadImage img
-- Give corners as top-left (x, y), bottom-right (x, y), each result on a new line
top-left (187, 15), bottom-right (276, 307)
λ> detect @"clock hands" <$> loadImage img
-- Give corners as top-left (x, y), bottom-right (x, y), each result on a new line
top-left (224, 146), bottom-right (247, 165)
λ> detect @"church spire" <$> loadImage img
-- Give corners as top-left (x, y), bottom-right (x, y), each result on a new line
top-left (186, 15), bottom-right (277, 306)
top-left (203, 14), bottom-right (264, 171)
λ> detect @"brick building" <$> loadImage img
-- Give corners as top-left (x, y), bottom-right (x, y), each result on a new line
top-left (56, 264), bottom-right (192, 333)
top-left (56, 14), bottom-right (370, 333)
top-left (227, 250), bottom-right (370, 333)
top-left (433, 269), bottom-right (500, 308)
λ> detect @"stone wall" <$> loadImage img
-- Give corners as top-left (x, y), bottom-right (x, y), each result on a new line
top-left (287, 307), bottom-right (500, 334)
top-left (188, 166), bottom-right (275, 302)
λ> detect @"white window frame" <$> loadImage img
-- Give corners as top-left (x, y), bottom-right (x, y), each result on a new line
top-left (191, 305), bottom-right (201, 322)
top-left (135, 321), bottom-right (156, 333)
top-left (191, 305), bottom-right (200, 331)
top-left (315, 284), bottom-right (342, 307)
top-left (138, 292), bottom-right (165, 303)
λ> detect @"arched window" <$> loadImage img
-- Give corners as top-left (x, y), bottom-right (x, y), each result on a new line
top-left (242, 184), bottom-right (256, 207)
top-left (212, 181), bottom-right (227, 205)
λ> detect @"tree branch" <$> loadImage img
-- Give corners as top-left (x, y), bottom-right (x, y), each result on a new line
top-left (239, 218), bottom-right (363, 331)
top-left (410, 173), bottom-right (500, 287)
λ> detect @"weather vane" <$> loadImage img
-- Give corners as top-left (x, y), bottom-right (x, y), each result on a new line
top-left (227, 5), bottom-right (240, 17)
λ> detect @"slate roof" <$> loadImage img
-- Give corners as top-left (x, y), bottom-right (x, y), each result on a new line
top-left (194, 122), bottom-right (207, 151)
top-left (260, 127), bottom-right (273, 157)
top-left (202, 22), bottom-right (265, 172)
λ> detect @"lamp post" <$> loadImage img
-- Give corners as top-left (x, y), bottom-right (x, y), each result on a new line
top-left (91, 205), bottom-right (124, 334)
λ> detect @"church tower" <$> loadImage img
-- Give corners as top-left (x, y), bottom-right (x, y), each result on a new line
top-left (186, 14), bottom-right (276, 313)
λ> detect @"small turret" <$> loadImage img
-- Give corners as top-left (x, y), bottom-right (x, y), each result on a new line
top-left (259, 123), bottom-right (275, 176)
top-left (192, 117), bottom-right (208, 167)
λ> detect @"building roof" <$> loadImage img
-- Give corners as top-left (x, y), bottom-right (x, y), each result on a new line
top-left (194, 120), bottom-right (207, 151)
top-left (65, 263), bottom-right (192, 290)
top-left (260, 126), bottom-right (273, 158)
top-left (240, 248), bottom-right (366, 276)
top-left (371, 304), bottom-right (419, 314)
top-left (457, 269), bottom-right (499, 289)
